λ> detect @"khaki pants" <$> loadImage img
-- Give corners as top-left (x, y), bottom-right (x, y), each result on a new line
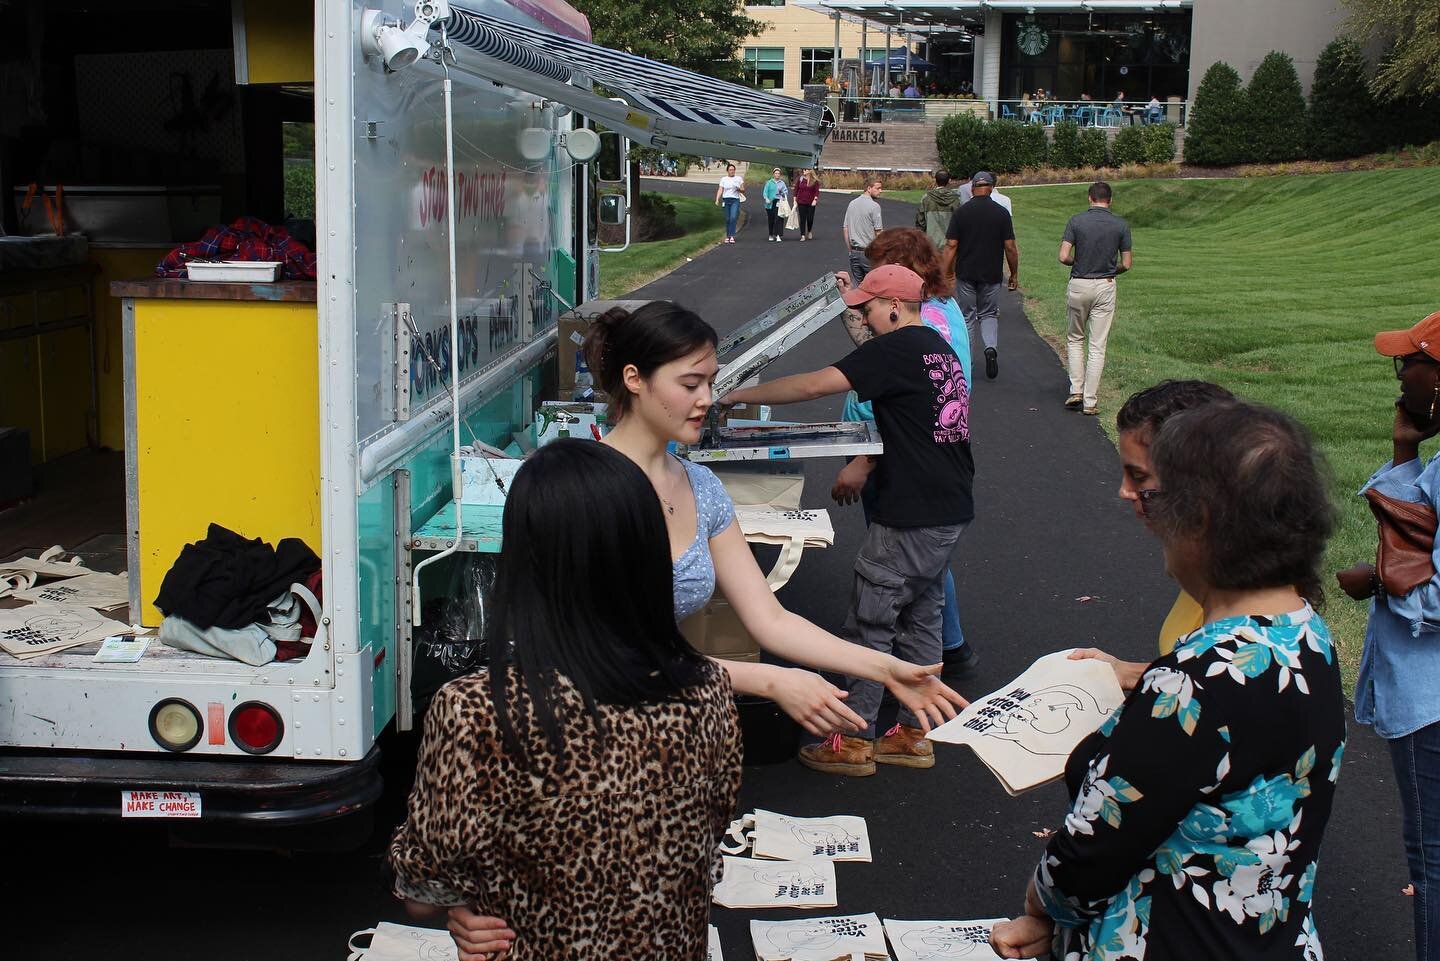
top-left (1066, 277), bottom-right (1118, 408)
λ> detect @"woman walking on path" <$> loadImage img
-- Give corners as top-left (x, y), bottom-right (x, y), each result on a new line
top-left (714, 163), bottom-right (745, 244)
top-left (991, 401), bottom-right (1345, 961)
top-left (1336, 309), bottom-right (1440, 961)
top-left (763, 167), bottom-right (790, 243)
top-left (389, 440), bottom-right (742, 961)
top-left (794, 169), bottom-right (820, 241)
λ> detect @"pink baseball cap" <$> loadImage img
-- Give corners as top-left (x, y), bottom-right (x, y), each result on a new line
top-left (842, 264), bottom-right (925, 307)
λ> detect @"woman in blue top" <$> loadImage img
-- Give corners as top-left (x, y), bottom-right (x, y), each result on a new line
top-left (763, 168), bottom-right (790, 243)
top-left (1336, 309), bottom-right (1440, 961)
top-left (584, 301), bottom-right (968, 737)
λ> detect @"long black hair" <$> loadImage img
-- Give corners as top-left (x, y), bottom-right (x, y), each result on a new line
top-left (582, 301), bottom-right (717, 419)
top-left (485, 439), bottom-right (711, 765)
top-left (1147, 401), bottom-right (1337, 608)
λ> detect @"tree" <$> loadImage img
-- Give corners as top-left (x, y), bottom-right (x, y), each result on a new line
top-left (1245, 52), bottom-right (1307, 162)
top-left (1184, 61), bottom-right (1249, 166)
top-left (1306, 39), bottom-right (1381, 159)
top-left (1344, 0), bottom-right (1440, 101)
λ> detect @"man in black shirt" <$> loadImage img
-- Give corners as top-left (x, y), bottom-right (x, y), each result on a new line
top-left (722, 265), bottom-right (974, 777)
top-left (941, 171), bottom-right (1019, 380)
top-left (1059, 181), bottom-right (1133, 415)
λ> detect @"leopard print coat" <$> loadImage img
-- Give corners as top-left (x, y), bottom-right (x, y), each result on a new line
top-left (390, 662), bottom-right (742, 960)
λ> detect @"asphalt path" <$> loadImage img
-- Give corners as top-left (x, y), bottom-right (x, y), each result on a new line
top-left (3, 182), bottom-right (1409, 960)
top-left (636, 178), bottom-right (1412, 961)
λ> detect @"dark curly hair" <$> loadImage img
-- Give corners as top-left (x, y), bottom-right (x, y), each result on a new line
top-left (1147, 401), bottom-right (1337, 608)
top-left (581, 301), bottom-right (717, 419)
top-left (1116, 380), bottom-right (1235, 439)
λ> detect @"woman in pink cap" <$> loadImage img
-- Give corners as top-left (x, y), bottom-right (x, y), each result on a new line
top-left (1337, 308), bottom-right (1440, 961)
top-left (723, 265), bottom-right (976, 776)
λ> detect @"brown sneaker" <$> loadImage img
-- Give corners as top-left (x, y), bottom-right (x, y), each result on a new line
top-left (873, 723), bottom-right (935, 769)
top-left (798, 733), bottom-right (876, 776)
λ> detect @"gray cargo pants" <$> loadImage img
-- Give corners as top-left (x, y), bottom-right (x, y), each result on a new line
top-left (841, 520), bottom-right (966, 737)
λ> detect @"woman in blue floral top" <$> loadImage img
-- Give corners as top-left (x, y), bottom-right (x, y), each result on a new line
top-left (992, 401), bottom-right (1346, 961)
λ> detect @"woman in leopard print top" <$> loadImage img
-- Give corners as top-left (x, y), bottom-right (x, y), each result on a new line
top-left (390, 441), bottom-right (742, 960)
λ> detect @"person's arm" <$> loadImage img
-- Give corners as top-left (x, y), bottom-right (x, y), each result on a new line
top-left (710, 522), bottom-right (967, 730)
top-left (1117, 250), bottom-right (1133, 273)
top-left (722, 365), bottom-right (851, 407)
top-left (715, 656), bottom-right (864, 735)
top-left (1116, 223), bottom-right (1133, 273)
top-left (843, 222), bottom-right (852, 251)
top-left (1032, 663), bottom-right (1226, 929)
top-left (714, 183), bottom-right (723, 205)
top-left (832, 455), bottom-right (878, 506)
top-left (1058, 240), bottom-right (1075, 266)
top-left (1004, 238), bottom-right (1020, 291)
top-left (941, 238), bottom-right (958, 279)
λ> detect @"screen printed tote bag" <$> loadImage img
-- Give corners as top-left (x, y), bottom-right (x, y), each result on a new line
top-left (347, 922), bottom-right (458, 961)
top-left (722, 809), bottom-right (872, 862)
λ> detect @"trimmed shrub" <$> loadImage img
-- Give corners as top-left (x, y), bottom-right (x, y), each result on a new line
top-left (1307, 39), bottom-right (1380, 159)
top-left (1078, 127), bottom-right (1110, 168)
top-left (1049, 119), bottom-right (1083, 169)
top-left (1245, 51), bottom-right (1307, 162)
top-left (1021, 122), bottom-right (1049, 169)
top-left (935, 113), bottom-right (987, 179)
top-left (1142, 123), bottom-right (1178, 163)
top-left (983, 119), bottom-right (1047, 172)
top-left (634, 192), bottom-right (681, 242)
top-left (1185, 61), bottom-right (1249, 166)
top-left (1111, 126), bottom-right (1147, 166)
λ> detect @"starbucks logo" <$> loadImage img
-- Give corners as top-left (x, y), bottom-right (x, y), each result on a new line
top-left (1016, 22), bottom-right (1049, 56)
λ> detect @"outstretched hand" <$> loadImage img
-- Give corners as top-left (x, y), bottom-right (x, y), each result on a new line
top-left (1068, 647), bottom-right (1146, 692)
top-left (881, 660), bottom-right (968, 731)
top-left (770, 667), bottom-right (866, 736)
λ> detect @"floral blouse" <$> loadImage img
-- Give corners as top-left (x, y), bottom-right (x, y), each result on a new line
top-left (1035, 607), bottom-right (1346, 960)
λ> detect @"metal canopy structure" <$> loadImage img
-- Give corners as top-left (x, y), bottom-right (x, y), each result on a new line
top-left (793, 0), bottom-right (1190, 34)
top-left (439, 4), bottom-right (827, 166)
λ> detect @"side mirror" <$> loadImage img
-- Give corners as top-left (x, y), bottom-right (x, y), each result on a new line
top-left (595, 131), bottom-right (625, 183)
top-left (598, 193), bottom-right (627, 226)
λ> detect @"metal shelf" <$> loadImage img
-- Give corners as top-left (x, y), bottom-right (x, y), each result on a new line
top-left (410, 501), bottom-right (504, 553)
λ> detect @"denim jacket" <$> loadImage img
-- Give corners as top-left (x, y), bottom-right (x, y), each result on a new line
top-left (1356, 453), bottom-right (1440, 738)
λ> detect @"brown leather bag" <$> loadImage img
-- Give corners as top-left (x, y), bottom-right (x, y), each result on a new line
top-left (1365, 488), bottom-right (1439, 595)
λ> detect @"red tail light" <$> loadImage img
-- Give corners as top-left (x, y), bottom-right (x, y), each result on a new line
top-left (228, 702), bottom-right (284, 754)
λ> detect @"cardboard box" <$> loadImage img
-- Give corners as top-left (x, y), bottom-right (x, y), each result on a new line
top-left (555, 300), bottom-right (646, 401)
top-left (680, 593), bottom-right (761, 662)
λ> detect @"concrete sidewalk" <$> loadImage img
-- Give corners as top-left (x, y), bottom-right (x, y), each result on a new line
top-left (633, 181), bottom-right (1412, 961)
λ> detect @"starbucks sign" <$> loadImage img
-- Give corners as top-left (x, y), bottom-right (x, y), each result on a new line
top-left (1016, 21), bottom-right (1050, 56)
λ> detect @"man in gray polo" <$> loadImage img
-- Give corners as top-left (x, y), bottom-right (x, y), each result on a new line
top-left (1059, 181), bottom-right (1132, 414)
top-left (843, 178), bottom-right (884, 284)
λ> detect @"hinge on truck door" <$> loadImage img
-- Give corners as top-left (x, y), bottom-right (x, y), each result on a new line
top-left (387, 302), bottom-right (413, 422)
top-left (395, 469), bottom-right (415, 732)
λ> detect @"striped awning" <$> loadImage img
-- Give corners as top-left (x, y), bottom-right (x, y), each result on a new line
top-left (440, 5), bottom-right (828, 166)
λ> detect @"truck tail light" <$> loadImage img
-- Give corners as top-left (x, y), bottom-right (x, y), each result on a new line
top-left (149, 699), bottom-right (203, 752)
top-left (228, 702), bottom-right (283, 755)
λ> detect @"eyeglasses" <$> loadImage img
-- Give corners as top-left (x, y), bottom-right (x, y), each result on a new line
top-left (1396, 353), bottom-right (1435, 379)
top-left (1136, 488), bottom-right (1164, 516)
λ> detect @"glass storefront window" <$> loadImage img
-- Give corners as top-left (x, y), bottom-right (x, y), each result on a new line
top-left (800, 48), bottom-right (835, 86)
top-left (1002, 11), bottom-right (1191, 103)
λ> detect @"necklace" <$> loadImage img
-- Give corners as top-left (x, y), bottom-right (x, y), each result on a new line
top-left (659, 497), bottom-right (676, 515)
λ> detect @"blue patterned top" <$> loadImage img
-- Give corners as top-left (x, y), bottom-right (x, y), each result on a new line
top-left (672, 459), bottom-right (735, 622)
top-left (1035, 606), bottom-right (1346, 960)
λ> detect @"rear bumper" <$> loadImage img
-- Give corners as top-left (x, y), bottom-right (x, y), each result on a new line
top-left (0, 744), bottom-right (383, 825)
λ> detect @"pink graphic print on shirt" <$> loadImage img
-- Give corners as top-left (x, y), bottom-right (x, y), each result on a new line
top-left (926, 351), bottom-right (970, 443)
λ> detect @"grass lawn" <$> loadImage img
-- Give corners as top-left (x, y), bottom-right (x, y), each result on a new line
top-left (944, 169), bottom-right (1439, 689)
top-left (598, 193), bottom-right (727, 299)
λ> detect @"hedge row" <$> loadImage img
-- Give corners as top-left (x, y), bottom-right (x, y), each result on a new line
top-left (935, 115), bottom-right (1177, 177)
top-left (1187, 41), bottom-right (1440, 167)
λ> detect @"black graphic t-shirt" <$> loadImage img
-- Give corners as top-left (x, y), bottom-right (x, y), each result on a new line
top-left (834, 324), bottom-right (975, 527)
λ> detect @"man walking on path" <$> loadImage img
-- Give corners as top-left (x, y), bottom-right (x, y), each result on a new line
top-left (843, 178), bottom-right (884, 284)
top-left (915, 169), bottom-right (962, 251)
top-left (1059, 181), bottom-right (1132, 415)
top-left (941, 171), bottom-right (1018, 380)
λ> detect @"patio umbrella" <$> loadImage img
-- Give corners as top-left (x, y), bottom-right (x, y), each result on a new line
top-left (865, 52), bottom-right (936, 72)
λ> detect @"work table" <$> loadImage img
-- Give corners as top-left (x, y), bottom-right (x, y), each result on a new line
top-left (110, 278), bottom-right (318, 303)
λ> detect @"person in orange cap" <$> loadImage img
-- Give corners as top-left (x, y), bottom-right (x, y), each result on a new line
top-left (722, 265), bottom-right (976, 776)
top-left (1337, 308), bottom-right (1440, 961)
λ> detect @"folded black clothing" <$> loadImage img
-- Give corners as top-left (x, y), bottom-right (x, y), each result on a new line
top-left (155, 523), bottom-right (320, 630)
